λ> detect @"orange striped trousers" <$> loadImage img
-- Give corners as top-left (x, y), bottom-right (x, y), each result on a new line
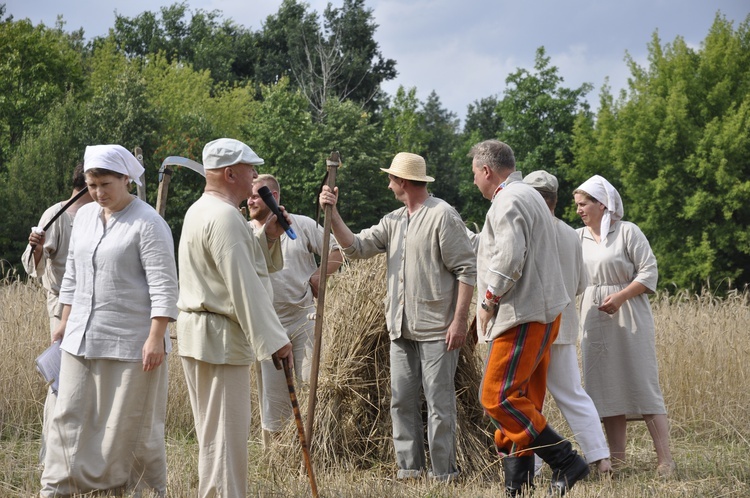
top-left (480, 315), bottom-right (561, 456)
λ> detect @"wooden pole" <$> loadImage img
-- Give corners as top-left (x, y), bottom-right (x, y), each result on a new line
top-left (305, 151), bottom-right (341, 448)
top-left (133, 146), bottom-right (147, 202)
top-left (155, 166), bottom-right (172, 218)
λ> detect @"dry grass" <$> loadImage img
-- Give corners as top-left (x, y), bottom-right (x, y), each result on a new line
top-left (2, 258), bottom-right (750, 497)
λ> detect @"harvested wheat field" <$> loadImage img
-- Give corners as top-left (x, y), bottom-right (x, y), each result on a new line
top-left (1, 257), bottom-right (749, 497)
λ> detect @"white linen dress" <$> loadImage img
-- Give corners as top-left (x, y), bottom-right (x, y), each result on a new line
top-left (578, 221), bottom-right (667, 418)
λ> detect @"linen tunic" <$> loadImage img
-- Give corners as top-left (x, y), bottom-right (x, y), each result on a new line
top-left (343, 195), bottom-right (476, 341)
top-left (261, 213), bottom-right (339, 327)
top-left (578, 220), bottom-right (667, 418)
top-left (22, 202), bottom-right (75, 329)
top-left (177, 194), bottom-right (289, 365)
top-left (59, 198), bottom-right (179, 359)
top-left (554, 218), bottom-right (588, 344)
top-left (476, 173), bottom-right (569, 341)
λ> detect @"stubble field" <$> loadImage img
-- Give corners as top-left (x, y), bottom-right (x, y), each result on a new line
top-left (1, 258), bottom-right (749, 497)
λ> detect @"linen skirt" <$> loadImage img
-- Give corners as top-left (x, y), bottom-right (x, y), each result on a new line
top-left (40, 351), bottom-right (168, 497)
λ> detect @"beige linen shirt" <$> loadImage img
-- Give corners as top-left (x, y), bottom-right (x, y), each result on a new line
top-left (59, 198), bottom-right (179, 360)
top-left (22, 202), bottom-right (74, 322)
top-left (251, 213), bottom-right (339, 327)
top-left (477, 172), bottom-right (569, 341)
top-left (177, 194), bottom-right (289, 365)
top-left (343, 195), bottom-right (476, 341)
top-left (553, 218), bottom-right (588, 344)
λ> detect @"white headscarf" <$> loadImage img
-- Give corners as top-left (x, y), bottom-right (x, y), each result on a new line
top-left (577, 175), bottom-right (623, 244)
top-left (83, 145), bottom-right (145, 186)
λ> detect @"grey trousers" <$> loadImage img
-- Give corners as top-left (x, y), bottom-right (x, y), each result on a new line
top-left (390, 337), bottom-right (459, 480)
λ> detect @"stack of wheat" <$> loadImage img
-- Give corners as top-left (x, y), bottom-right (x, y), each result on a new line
top-left (261, 254), bottom-right (497, 478)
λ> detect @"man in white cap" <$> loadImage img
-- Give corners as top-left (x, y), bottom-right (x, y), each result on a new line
top-left (319, 152), bottom-right (476, 482)
top-left (469, 139), bottom-right (588, 496)
top-left (22, 162), bottom-right (92, 464)
top-left (177, 138), bottom-right (293, 497)
top-left (247, 173), bottom-right (344, 444)
top-left (522, 170), bottom-right (612, 476)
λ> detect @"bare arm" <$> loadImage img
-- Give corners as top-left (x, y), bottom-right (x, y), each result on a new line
top-left (142, 316), bottom-right (170, 371)
top-left (445, 281), bottom-right (473, 351)
top-left (309, 249), bottom-right (345, 298)
top-left (51, 304), bottom-right (71, 343)
top-left (318, 186), bottom-right (355, 248)
top-left (599, 281), bottom-right (649, 315)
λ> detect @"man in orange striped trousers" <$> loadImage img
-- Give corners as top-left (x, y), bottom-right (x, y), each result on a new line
top-left (469, 139), bottom-right (589, 497)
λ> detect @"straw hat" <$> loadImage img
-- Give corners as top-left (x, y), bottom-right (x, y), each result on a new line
top-left (380, 152), bottom-right (435, 182)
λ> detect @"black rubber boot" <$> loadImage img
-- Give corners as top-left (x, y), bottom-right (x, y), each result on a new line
top-left (531, 426), bottom-right (590, 496)
top-left (502, 455), bottom-right (535, 497)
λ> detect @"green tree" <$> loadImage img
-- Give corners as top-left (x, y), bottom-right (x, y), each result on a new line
top-left (381, 86), bottom-right (428, 154)
top-left (571, 13), bottom-right (750, 289)
top-left (421, 91), bottom-right (461, 207)
top-left (315, 98), bottom-right (395, 230)
top-left (463, 95), bottom-right (503, 139)
top-left (0, 96), bottom-right (85, 266)
top-left (257, 0), bottom-right (396, 116)
top-left (497, 47), bottom-right (593, 216)
top-left (108, 2), bottom-right (257, 83)
top-left (0, 11), bottom-right (85, 166)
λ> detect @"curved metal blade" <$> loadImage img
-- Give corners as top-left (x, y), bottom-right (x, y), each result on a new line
top-left (160, 156), bottom-right (205, 177)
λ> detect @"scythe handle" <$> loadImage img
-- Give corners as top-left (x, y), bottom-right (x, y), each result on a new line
top-left (305, 151), bottom-right (340, 449)
top-left (155, 166), bottom-right (172, 218)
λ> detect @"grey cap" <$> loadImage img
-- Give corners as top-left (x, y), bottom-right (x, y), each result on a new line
top-left (523, 170), bottom-right (558, 192)
top-left (202, 138), bottom-right (264, 170)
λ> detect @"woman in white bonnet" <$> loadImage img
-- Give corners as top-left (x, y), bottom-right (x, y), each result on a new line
top-left (40, 145), bottom-right (178, 497)
top-left (574, 175), bottom-right (676, 478)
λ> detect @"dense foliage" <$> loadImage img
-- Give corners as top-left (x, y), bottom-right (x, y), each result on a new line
top-left (0, 3), bottom-right (747, 290)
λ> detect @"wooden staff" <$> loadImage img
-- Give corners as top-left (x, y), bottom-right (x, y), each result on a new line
top-left (133, 146), bottom-right (147, 202)
top-left (305, 151), bottom-right (341, 447)
top-left (273, 356), bottom-right (319, 497)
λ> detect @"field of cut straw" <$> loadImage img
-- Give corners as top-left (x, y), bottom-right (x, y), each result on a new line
top-left (1, 256), bottom-right (749, 497)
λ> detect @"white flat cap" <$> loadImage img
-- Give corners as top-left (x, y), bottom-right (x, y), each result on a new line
top-left (202, 138), bottom-right (264, 170)
top-left (523, 170), bottom-right (558, 192)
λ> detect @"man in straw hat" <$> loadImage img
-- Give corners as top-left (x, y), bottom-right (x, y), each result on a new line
top-left (176, 138), bottom-right (293, 497)
top-left (469, 140), bottom-right (589, 496)
top-left (522, 170), bottom-right (612, 476)
top-left (319, 152), bottom-right (476, 481)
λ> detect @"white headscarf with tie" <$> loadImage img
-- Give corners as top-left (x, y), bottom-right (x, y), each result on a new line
top-left (83, 145), bottom-right (144, 186)
top-left (577, 175), bottom-right (623, 244)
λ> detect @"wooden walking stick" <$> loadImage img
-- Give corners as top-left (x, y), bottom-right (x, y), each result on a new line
top-left (273, 356), bottom-right (319, 498)
top-left (305, 151), bottom-right (341, 448)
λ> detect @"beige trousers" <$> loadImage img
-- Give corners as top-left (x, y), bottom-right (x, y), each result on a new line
top-left (40, 351), bottom-right (168, 497)
top-left (182, 357), bottom-right (252, 498)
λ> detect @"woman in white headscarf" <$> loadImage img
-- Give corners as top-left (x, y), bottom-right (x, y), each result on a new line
top-left (40, 145), bottom-right (178, 497)
top-left (574, 175), bottom-right (675, 478)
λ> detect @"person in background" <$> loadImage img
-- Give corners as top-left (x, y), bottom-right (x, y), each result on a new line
top-left (177, 138), bottom-right (293, 497)
top-left (247, 173), bottom-right (343, 442)
top-left (574, 174), bottom-right (676, 477)
top-left (470, 139), bottom-right (588, 497)
top-left (319, 152), bottom-right (476, 482)
top-left (23, 163), bottom-right (92, 337)
top-left (40, 145), bottom-right (178, 497)
top-left (522, 170), bottom-right (612, 475)
top-left (22, 162), bottom-right (93, 465)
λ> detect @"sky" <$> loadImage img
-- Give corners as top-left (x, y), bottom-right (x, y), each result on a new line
top-left (5, 0), bottom-right (749, 124)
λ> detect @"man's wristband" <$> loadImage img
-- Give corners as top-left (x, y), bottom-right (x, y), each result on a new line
top-left (480, 300), bottom-right (496, 312)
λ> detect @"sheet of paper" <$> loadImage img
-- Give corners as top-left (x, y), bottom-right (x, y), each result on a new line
top-left (35, 340), bottom-right (61, 394)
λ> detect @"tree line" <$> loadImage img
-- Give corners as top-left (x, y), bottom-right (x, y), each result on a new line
top-left (1, 1), bottom-right (747, 290)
